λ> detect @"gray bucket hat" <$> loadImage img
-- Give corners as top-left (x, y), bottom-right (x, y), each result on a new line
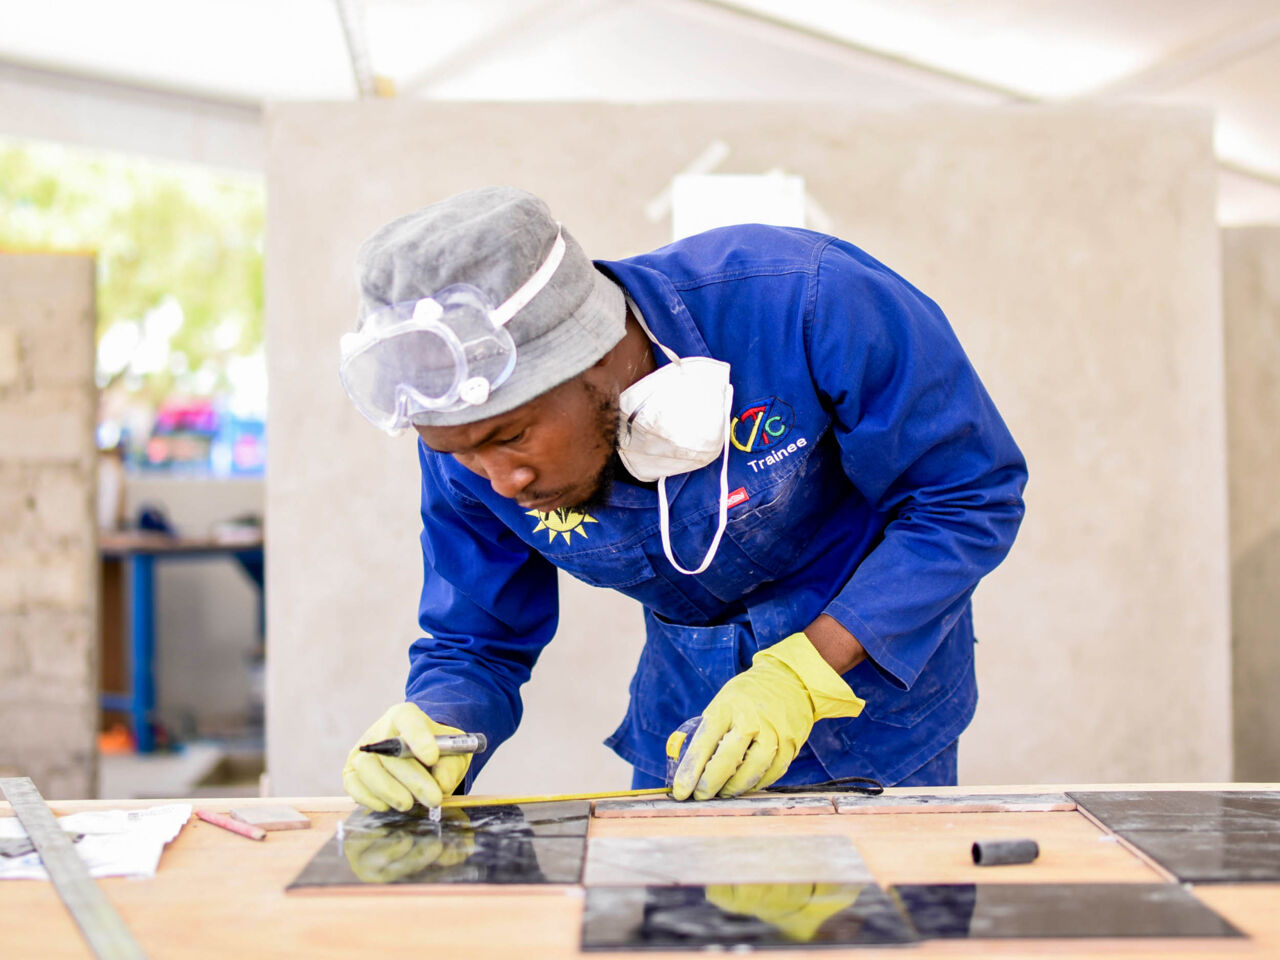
top-left (352, 186), bottom-right (625, 427)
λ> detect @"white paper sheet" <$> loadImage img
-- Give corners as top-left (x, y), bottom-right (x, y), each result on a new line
top-left (0, 803), bottom-right (192, 880)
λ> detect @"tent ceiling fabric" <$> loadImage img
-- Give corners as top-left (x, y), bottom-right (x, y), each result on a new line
top-left (0, 0), bottom-right (1276, 204)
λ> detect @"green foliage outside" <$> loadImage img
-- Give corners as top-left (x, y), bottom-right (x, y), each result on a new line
top-left (0, 138), bottom-right (265, 408)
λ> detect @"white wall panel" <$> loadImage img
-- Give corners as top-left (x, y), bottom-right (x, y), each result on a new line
top-left (1224, 226), bottom-right (1280, 781)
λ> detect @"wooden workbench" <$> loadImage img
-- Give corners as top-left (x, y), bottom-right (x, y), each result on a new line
top-left (3, 784), bottom-right (1277, 958)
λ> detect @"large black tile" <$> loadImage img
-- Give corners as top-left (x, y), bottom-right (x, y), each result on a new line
top-left (287, 802), bottom-right (587, 890)
top-left (462, 800), bottom-right (591, 837)
top-left (1069, 790), bottom-right (1280, 833)
top-left (1124, 830), bottom-right (1280, 883)
top-left (895, 883), bottom-right (1244, 940)
top-left (581, 884), bottom-right (917, 950)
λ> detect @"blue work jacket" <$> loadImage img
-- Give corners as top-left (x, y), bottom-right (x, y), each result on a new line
top-left (406, 225), bottom-right (1027, 787)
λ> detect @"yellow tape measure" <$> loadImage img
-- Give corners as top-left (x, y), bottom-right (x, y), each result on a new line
top-left (442, 786), bottom-right (669, 809)
top-left (440, 720), bottom-right (695, 809)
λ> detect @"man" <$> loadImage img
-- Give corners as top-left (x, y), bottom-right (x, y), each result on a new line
top-left (340, 186), bottom-right (1026, 814)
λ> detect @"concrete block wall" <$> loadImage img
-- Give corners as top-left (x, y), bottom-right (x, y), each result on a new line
top-left (0, 254), bottom-right (99, 799)
top-left (1224, 227), bottom-right (1280, 781)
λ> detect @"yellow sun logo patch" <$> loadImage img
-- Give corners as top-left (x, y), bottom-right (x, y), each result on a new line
top-left (527, 507), bottom-right (598, 544)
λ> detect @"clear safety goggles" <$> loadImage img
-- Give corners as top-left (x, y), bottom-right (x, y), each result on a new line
top-left (339, 227), bottom-right (565, 434)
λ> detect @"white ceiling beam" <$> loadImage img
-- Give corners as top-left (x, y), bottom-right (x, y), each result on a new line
top-left (0, 58), bottom-right (262, 172)
top-left (334, 0), bottom-right (377, 99)
top-left (683, 0), bottom-right (1279, 191)
top-left (0, 53), bottom-right (260, 110)
top-left (682, 0), bottom-right (1032, 103)
top-left (397, 0), bottom-right (594, 99)
top-left (1220, 157), bottom-right (1280, 192)
top-left (1085, 13), bottom-right (1280, 98)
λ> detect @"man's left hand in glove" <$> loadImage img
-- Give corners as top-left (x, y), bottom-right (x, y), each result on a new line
top-left (671, 627), bottom-right (866, 801)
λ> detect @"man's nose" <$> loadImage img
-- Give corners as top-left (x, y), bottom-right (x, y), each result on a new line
top-left (478, 455), bottom-right (535, 500)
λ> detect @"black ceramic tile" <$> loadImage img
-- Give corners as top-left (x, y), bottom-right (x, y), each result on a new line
top-left (287, 802), bottom-right (588, 890)
top-left (1067, 790), bottom-right (1280, 883)
top-left (581, 884), bottom-right (917, 951)
top-left (1069, 790), bottom-right (1280, 834)
top-left (1123, 830), bottom-right (1280, 883)
top-left (894, 883), bottom-right (1244, 940)
top-left (462, 800), bottom-right (591, 837)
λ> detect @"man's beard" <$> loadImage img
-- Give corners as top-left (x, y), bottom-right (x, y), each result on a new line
top-left (566, 381), bottom-right (621, 513)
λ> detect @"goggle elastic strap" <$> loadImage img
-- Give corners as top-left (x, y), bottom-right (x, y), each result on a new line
top-left (340, 225), bottom-right (564, 431)
top-left (490, 227), bottom-right (565, 328)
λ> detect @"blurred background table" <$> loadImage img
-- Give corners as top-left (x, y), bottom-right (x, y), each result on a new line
top-left (99, 530), bottom-right (264, 753)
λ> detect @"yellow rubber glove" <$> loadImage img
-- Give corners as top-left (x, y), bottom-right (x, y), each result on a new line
top-left (343, 809), bottom-right (475, 883)
top-left (341, 702), bottom-right (472, 812)
top-left (706, 883), bottom-right (863, 942)
top-left (671, 632), bottom-right (866, 801)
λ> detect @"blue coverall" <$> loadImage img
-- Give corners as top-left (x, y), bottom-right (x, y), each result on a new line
top-left (406, 225), bottom-right (1027, 788)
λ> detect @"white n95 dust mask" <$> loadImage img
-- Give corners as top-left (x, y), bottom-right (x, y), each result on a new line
top-left (618, 300), bottom-right (733, 576)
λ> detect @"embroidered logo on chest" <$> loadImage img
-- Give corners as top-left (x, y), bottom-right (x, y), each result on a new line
top-left (730, 396), bottom-right (795, 452)
top-left (730, 396), bottom-right (807, 474)
top-left (527, 507), bottom-right (598, 544)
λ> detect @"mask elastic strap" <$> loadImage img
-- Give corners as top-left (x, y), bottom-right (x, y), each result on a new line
top-left (490, 226), bottom-right (566, 328)
top-left (625, 295), bottom-right (682, 365)
top-left (657, 407), bottom-right (732, 576)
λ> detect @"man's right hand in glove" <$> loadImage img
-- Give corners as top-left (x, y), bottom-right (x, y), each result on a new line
top-left (343, 809), bottom-right (475, 883)
top-left (341, 702), bottom-right (471, 812)
top-left (706, 883), bottom-right (864, 942)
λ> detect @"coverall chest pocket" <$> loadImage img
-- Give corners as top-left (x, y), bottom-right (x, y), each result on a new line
top-left (725, 436), bottom-right (846, 576)
top-left (636, 610), bottom-right (754, 738)
top-left (550, 541), bottom-right (657, 591)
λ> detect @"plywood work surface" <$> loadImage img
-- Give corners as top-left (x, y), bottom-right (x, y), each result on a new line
top-left (1, 788), bottom-right (1277, 959)
top-left (588, 807), bottom-right (1161, 886)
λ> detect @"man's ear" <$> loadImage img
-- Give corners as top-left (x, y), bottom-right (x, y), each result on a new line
top-left (592, 337), bottom-right (624, 371)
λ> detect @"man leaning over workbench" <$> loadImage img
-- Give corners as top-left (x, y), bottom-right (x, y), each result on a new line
top-left (338, 186), bottom-right (1027, 814)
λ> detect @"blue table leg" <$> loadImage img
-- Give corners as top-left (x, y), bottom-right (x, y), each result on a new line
top-left (129, 554), bottom-right (156, 753)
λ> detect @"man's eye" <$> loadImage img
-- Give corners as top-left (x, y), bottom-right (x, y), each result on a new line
top-left (499, 430), bottom-right (526, 445)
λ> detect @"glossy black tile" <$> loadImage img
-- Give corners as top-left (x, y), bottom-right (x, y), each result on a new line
top-left (1068, 790), bottom-right (1280, 883)
top-left (462, 800), bottom-right (591, 837)
top-left (582, 884), bottom-right (917, 951)
top-left (287, 802), bottom-right (588, 890)
top-left (895, 883), bottom-right (1244, 939)
top-left (1123, 830), bottom-right (1280, 883)
top-left (1069, 791), bottom-right (1280, 834)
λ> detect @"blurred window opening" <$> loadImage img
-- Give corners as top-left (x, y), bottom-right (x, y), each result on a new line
top-left (0, 138), bottom-right (266, 477)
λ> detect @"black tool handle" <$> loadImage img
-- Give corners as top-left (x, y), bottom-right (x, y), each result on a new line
top-left (972, 838), bottom-right (1040, 865)
top-left (766, 776), bottom-right (884, 795)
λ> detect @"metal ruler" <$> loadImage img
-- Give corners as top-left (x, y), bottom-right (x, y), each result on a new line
top-left (0, 777), bottom-right (148, 960)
